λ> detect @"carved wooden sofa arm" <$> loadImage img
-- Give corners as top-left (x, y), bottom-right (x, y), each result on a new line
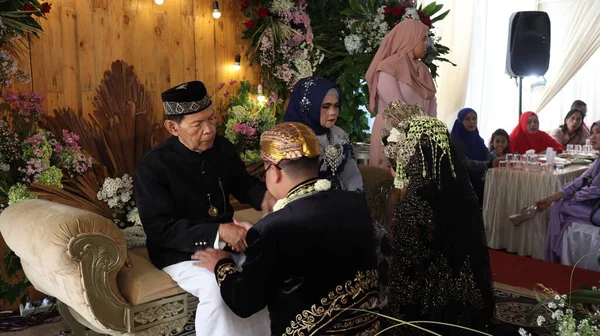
top-left (0, 199), bottom-right (191, 335)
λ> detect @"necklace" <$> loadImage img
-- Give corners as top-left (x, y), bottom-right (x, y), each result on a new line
top-left (273, 179), bottom-right (332, 212)
top-left (207, 177), bottom-right (226, 217)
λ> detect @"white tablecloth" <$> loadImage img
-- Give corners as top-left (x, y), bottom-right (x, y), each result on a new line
top-left (483, 165), bottom-right (589, 259)
top-left (561, 222), bottom-right (600, 272)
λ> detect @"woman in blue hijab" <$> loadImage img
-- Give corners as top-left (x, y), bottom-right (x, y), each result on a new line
top-left (284, 76), bottom-right (363, 192)
top-left (451, 108), bottom-right (493, 206)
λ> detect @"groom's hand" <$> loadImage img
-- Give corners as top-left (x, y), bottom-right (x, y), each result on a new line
top-left (192, 248), bottom-right (232, 273)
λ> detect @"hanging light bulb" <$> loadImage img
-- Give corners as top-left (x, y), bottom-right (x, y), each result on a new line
top-left (257, 84), bottom-right (266, 103)
top-left (212, 1), bottom-right (221, 19)
top-left (233, 54), bottom-right (241, 71)
top-left (155, 0), bottom-right (164, 5)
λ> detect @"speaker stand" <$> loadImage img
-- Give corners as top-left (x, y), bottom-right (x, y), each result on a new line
top-left (518, 76), bottom-right (523, 117)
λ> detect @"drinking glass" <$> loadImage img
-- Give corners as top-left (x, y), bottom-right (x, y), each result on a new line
top-left (505, 154), bottom-right (513, 162)
top-left (567, 144), bottom-right (575, 154)
top-left (530, 162), bottom-right (540, 172)
top-left (499, 161), bottom-right (507, 169)
top-left (513, 154), bottom-right (521, 162)
top-left (539, 163), bottom-right (549, 172)
top-left (575, 145), bottom-right (583, 153)
top-left (555, 164), bottom-right (565, 174)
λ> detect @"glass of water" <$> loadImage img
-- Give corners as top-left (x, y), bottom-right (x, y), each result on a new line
top-left (505, 154), bottom-right (513, 162)
top-left (575, 145), bottom-right (583, 153)
top-left (555, 164), bottom-right (565, 174)
top-left (567, 144), bottom-right (575, 154)
top-left (499, 160), bottom-right (507, 169)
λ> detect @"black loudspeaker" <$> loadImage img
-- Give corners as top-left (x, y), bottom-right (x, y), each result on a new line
top-left (506, 11), bottom-right (551, 77)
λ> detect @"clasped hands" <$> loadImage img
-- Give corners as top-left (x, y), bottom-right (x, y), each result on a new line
top-left (218, 219), bottom-right (253, 252)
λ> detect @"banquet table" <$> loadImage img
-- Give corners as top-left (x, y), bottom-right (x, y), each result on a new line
top-left (483, 164), bottom-right (590, 260)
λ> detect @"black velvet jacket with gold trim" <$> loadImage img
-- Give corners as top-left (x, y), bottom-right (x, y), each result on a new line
top-left (213, 189), bottom-right (380, 336)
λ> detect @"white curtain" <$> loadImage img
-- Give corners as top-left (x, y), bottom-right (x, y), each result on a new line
top-left (424, 0), bottom-right (476, 126)
top-left (463, 0), bottom-right (538, 142)
top-left (535, 0), bottom-right (600, 113)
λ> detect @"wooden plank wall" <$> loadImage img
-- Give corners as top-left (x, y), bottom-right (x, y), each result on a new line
top-left (0, 0), bottom-right (259, 312)
top-left (13, 0), bottom-right (259, 120)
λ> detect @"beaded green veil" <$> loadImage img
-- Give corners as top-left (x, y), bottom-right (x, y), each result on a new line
top-left (381, 100), bottom-right (456, 189)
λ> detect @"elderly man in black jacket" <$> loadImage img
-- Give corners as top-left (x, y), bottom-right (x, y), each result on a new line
top-left (135, 80), bottom-right (275, 335)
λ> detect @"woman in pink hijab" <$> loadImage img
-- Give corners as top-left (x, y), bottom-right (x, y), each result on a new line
top-left (367, 19), bottom-right (437, 168)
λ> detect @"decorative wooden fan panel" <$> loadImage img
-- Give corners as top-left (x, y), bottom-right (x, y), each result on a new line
top-left (32, 60), bottom-right (169, 218)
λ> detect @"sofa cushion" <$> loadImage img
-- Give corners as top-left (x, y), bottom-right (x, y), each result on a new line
top-left (116, 248), bottom-right (185, 305)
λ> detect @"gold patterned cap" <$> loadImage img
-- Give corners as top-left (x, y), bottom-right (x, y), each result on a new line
top-left (261, 122), bottom-right (320, 165)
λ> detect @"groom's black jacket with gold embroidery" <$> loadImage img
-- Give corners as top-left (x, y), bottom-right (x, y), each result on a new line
top-left (214, 188), bottom-right (379, 336)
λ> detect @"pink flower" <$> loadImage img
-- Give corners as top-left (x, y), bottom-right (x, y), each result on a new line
top-left (229, 79), bottom-right (238, 85)
top-left (216, 82), bottom-right (225, 90)
top-left (223, 90), bottom-right (230, 98)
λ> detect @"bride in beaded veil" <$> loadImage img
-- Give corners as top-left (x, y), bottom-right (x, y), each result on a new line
top-left (381, 100), bottom-right (494, 335)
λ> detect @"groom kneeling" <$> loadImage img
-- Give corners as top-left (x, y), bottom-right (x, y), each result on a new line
top-left (194, 122), bottom-right (380, 335)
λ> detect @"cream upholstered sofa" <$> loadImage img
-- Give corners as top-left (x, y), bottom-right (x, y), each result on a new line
top-left (0, 165), bottom-right (393, 336)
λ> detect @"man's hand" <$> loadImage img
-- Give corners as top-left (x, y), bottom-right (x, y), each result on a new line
top-left (219, 223), bottom-right (248, 252)
top-left (233, 218), bottom-right (253, 230)
top-left (261, 191), bottom-right (277, 217)
top-left (192, 248), bottom-right (232, 273)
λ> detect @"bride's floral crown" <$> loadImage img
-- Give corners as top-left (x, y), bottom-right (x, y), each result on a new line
top-left (381, 100), bottom-right (455, 189)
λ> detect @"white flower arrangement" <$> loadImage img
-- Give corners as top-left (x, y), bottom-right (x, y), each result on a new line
top-left (97, 174), bottom-right (147, 249)
top-left (273, 179), bottom-right (331, 212)
top-left (521, 289), bottom-right (600, 336)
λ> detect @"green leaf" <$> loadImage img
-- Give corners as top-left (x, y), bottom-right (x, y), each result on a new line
top-left (422, 2), bottom-right (437, 16)
top-left (349, 0), bottom-right (367, 15)
top-left (350, 20), bottom-right (364, 33)
top-left (431, 9), bottom-right (450, 24)
top-left (567, 289), bottom-right (600, 305)
top-left (341, 8), bottom-right (361, 17)
top-left (524, 299), bottom-right (550, 322)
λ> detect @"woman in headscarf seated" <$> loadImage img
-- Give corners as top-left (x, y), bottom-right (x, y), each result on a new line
top-left (284, 76), bottom-right (363, 193)
top-left (550, 108), bottom-right (589, 146)
top-left (381, 100), bottom-right (494, 335)
top-left (509, 111), bottom-right (564, 154)
top-left (450, 108), bottom-right (497, 206)
top-left (536, 120), bottom-right (600, 263)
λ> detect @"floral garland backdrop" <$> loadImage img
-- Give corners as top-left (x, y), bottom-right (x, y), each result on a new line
top-left (240, 0), bottom-right (452, 142)
top-left (216, 80), bottom-right (277, 165)
top-left (240, 0), bottom-right (323, 113)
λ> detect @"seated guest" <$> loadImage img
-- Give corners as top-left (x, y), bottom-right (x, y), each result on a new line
top-left (550, 108), bottom-right (589, 146)
top-left (450, 108), bottom-right (494, 206)
top-left (284, 76), bottom-right (364, 192)
top-left (488, 128), bottom-right (510, 160)
top-left (536, 120), bottom-right (600, 263)
top-left (193, 122), bottom-right (380, 336)
top-left (134, 81), bottom-right (275, 335)
top-left (509, 111), bottom-right (564, 154)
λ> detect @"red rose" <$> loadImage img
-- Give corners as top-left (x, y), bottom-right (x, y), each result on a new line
top-left (383, 6), bottom-right (392, 15)
top-left (41, 2), bottom-right (51, 14)
top-left (417, 10), bottom-right (424, 18)
top-left (240, 1), bottom-right (248, 10)
top-left (23, 3), bottom-right (35, 15)
top-left (245, 19), bottom-right (255, 29)
top-left (422, 16), bottom-right (432, 28)
top-left (391, 6), bottom-right (405, 17)
top-left (258, 7), bottom-right (269, 18)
